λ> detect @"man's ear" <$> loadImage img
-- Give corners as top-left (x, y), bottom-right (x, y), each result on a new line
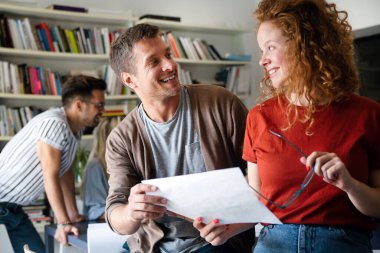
top-left (120, 72), bottom-right (137, 90)
top-left (73, 98), bottom-right (84, 112)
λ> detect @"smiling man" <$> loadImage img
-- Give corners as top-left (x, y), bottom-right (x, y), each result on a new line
top-left (0, 75), bottom-right (106, 253)
top-left (105, 24), bottom-right (255, 253)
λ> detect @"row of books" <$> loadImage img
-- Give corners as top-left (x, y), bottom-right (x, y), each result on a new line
top-left (101, 65), bottom-right (131, 96)
top-left (0, 60), bottom-right (134, 96)
top-left (69, 66), bottom-right (132, 96)
top-left (0, 16), bottom-right (125, 54)
top-left (0, 105), bottom-right (42, 136)
top-left (0, 61), bottom-right (63, 95)
top-left (216, 66), bottom-right (252, 94)
top-left (0, 103), bottom-right (139, 137)
top-left (22, 192), bottom-right (52, 233)
top-left (161, 31), bottom-right (224, 61)
top-left (177, 64), bottom-right (193, 85)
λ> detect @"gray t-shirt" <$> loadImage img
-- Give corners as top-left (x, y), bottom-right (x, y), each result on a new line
top-left (139, 87), bottom-right (208, 252)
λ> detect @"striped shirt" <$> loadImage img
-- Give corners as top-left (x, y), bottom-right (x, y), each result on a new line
top-left (0, 107), bottom-right (81, 205)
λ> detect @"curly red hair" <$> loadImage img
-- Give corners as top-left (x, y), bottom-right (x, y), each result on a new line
top-left (255, 0), bottom-right (360, 134)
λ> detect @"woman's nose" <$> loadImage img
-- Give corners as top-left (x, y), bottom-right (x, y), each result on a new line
top-left (259, 53), bottom-right (269, 66)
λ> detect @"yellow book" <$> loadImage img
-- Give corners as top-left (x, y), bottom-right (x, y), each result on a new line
top-left (64, 29), bottom-right (78, 53)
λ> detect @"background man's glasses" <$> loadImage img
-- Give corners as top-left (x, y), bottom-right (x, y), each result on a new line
top-left (248, 130), bottom-right (315, 210)
top-left (85, 101), bottom-right (105, 109)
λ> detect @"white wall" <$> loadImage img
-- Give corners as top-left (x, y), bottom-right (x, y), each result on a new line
top-left (334, 0), bottom-right (380, 38)
top-left (14, 0), bottom-right (256, 29)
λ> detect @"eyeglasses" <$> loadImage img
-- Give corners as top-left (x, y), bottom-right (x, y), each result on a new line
top-left (248, 129), bottom-right (315, 210)
top-left (85, 101), bottom-right (105, 109)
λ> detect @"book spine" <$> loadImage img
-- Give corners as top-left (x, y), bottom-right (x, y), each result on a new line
top-left (166, 32), bottom-right (181, 58)
top-left (36, 23), bottom-right (55, 52)
top-left (64, 29), bottom-right (79, 53)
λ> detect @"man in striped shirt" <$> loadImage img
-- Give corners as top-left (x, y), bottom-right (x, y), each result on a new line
top-left (0, 75), bottom-right (107, 253)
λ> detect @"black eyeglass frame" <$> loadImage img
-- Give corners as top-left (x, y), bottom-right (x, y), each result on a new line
top-left (248, 129), bottom-right (315, 210)
top-left (84, 101), bottom-right (105, 109)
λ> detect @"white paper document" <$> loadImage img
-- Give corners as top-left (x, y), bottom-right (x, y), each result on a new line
top-left (87, 223), bottom-right (128, 253)
top-left (142, 167), bottom-right (282, 225)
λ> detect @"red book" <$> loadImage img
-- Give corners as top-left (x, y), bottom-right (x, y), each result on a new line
top-left (166, 32), bottom-right (181, 58)
top-left (28, 67), bottom-right (42, 95)
top-left (49, 72), bottom-right (57, 95)
top-left (35, 22), bottom-right (55, 52)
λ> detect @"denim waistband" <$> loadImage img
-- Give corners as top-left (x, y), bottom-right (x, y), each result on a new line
top-left (0, 202), bottom-right (22, 212)
top-left (262, 223), bottom-right (371, 233)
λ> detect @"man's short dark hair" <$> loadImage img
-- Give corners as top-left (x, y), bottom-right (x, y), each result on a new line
top-left (110, 23), bottom-right (160, 78)
top-left (61, 75), bottom-right (107, 107)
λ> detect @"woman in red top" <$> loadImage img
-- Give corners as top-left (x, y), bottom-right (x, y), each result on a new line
top-left (242, 0), bottom-right (380, 252)
top-left (193, 0), bottom-right (380, 252)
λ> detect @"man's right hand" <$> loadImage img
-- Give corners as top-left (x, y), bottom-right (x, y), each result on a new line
top-left (54, 224), bottom-right (79, 246)
top-left (126, 183), bottom-right (167, 223)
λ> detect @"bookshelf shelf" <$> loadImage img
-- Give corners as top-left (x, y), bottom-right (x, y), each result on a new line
top-left (0, 47), bottom-right (249, 66)
top-left (0, 93), bottom-right (139, 101)
top-left (0, 3), bottom-right (135, 25)
top-left (175, 58), bottom-right (250, 65)
top-left (0, 93), bottom-right (138, 109)
top-left (137, 18), bottom-right (250, 34)
top-left (0, 134), bottom-right (94, 142)
top-left (0, 47), bottom-right (108, 61)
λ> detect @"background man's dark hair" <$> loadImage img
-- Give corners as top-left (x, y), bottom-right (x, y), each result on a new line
top-left (61, 75), bottom-right (107, 107)
top-left (110, 23), bottom-right (160, 78)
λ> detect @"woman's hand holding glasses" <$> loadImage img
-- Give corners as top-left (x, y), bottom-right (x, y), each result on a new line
top-left (300, 151), bottom-right (354, 193)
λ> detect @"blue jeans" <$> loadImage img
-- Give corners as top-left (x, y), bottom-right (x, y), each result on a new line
top-left (0, 202), bottom-right (45, 253)
top-left (254, 224), bottom-right (372, 253)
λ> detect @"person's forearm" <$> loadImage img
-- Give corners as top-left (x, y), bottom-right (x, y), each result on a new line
top-left (60, 168), bottom-right (79, 219)
top-left (346, 179), bottom-right (380, 218)
top-left (44, 176), bottom-right (70, 224)
top-left (109, 204), bottom-right (142, 235)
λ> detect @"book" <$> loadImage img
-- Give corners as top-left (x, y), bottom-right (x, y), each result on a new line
top-left (64, 29), bottom-right (79, 53)
top-left (15, 19), bottom-right (27, 49)
top-left (28, 67), bottom-right (41, 95)
top-left (102, 109), bottom-right (125, 117)
top-left (224, 53), bottom-right (251, 61)
top-left (56, 26), bottom-right (70, 53)
top-left (0, 16), bottom-right (12, 48)
top-left (7, 18), bottom-right (23, 49)
top-left (208, 44), bottom-right (223, 60)
top-left (139, 14), bottom-right (181, 22)
top-left (21, 18), bottom-right (38, 51)
top-left (46, 4), bottom-right (88, 13)
top-left (166, 31), bottom-right (181, 58)
top-left (35, 28), bottom-right (46, 51)
top-left (35, 23), bottom-right (55, 52)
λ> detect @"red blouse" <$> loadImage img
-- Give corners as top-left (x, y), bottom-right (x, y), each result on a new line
top-left (243, 95), bottom-right (380, 229)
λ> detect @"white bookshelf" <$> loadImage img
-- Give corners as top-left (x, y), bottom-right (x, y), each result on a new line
top-left (0, 3), bottom-right (138, 144)
top-left (0, 3), bottom-right (252, 145)
top-left (0, 93), bottom-right (138, 108)
top-left (0, 2), bottom-right (136, 25)
top-left (0, 47), bottom-right (249, 65)
top-left (0, 47), bottom-right (108, 61)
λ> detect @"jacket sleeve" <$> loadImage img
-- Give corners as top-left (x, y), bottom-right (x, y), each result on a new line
top-left (229, 94), bottom-right (249, 172)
